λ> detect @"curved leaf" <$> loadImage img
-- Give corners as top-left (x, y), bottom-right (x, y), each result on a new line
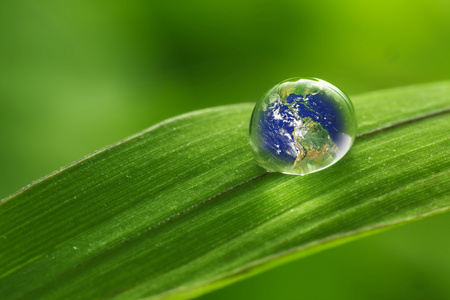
top-left (0, 81), bottom-right (449, 299)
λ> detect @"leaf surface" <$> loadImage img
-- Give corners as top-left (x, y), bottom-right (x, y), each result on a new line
top-left (1, 81), bottom-right (449, 300)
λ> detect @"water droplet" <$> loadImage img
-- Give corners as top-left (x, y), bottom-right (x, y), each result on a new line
top-left (249, 77), bottom-right (357, 175)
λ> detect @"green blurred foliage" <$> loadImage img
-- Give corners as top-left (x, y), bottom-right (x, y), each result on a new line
top-left (0, 1), bottom-right (449, 299)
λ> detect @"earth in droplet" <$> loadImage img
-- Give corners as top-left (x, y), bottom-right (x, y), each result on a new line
top-left (249, 77), bottom-right (357, 175)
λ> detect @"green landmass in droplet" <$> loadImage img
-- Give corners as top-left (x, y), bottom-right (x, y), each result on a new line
top-left (278, 88), bottom-right (339, 171)
top-left (293, 117), bottom-right (338, 168)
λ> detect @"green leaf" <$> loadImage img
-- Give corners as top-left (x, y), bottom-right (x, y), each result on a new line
top-left (1, 81), bottom-right (449, 300)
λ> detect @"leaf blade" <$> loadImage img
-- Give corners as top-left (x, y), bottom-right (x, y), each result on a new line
top-left (0, 81), bottom-right (449, 299)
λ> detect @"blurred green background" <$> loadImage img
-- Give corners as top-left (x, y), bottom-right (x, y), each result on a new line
top-left (1, 1), bottom-right (449, 299)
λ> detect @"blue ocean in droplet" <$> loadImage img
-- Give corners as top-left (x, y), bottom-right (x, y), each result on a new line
top-left (286, 93), bottom-right (342, 142)
top-left (258, 93), bottom-right (343, 164)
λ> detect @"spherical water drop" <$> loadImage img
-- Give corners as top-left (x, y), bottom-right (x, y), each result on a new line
top-left (249, 77), bottom-right (357, 175)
